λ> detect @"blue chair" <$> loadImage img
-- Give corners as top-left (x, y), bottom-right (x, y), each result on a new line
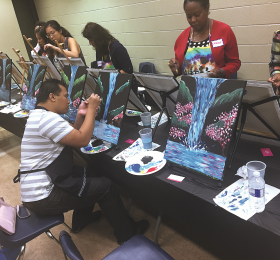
top-left (0, 209), bottom-right (64, 260)
top-left (60, 231), bottom-right (174, 260)
top-left (60, 231), bottom-right (84, 260)
top-left (230, 72), bottom-right (237, 79)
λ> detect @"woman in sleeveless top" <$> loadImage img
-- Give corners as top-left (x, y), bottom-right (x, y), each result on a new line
top-left (169, 0), bottom-right (241, 79)
top-left (44, 20), bottom-right (86, 65)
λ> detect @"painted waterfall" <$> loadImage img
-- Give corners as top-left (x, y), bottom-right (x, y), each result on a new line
top-left (0, 59), bottom-right (12, 102)
top-left (21, 64), bottom-right (46, 111)
top-left (93, 72), bottom-right (132, 145)
top-left (164, 76), bottom-right (246, 180)
top-left (60, 65), bottom-right (87, 123)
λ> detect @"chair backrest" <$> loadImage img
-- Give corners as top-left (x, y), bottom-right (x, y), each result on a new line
top-left (139, 62), bottom-right (156, 74)
top-left (230, 72), bottom-right (237, 79)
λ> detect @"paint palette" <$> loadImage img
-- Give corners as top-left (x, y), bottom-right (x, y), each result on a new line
top-left (125, 151), bottom-right (166, 176)
top-left (125, 109), bottom-right (142, 116)
top-left (13, 110), bottom-right (30, 118)
top-left (81, 137), bottom-right (113, 154)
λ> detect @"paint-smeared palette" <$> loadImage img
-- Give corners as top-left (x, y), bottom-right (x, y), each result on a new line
top-left (125, 109), bottom-right (142, 116)
top-left (14, 110), bottom-right (29, 118)
top-left (125, 151), bottom-right (166, 176)
top-left (81, 137), bottom-right (113, 154)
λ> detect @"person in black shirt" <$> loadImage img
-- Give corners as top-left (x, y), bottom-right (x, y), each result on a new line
top-left (82, 22), bottom-right (133, 74)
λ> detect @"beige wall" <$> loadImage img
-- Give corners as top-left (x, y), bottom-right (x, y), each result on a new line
top-left (34, 0), bottom-right (280, 81)
top-left (0, 0), bottom-right (29, 65)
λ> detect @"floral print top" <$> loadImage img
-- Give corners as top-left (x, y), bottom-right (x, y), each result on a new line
top-left (269, 30), bottom-right (280, 77)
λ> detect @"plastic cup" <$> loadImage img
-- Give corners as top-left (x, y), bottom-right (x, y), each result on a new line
top-left (140, 112), bottom-right (151, 128)
top-left (139, 128), bottom-right (152, 150)
top-left (246, 161), bottom-right (266, 179)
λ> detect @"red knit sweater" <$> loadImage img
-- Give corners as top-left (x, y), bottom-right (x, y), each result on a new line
top-left (174, 20), bottom-right (241, 79)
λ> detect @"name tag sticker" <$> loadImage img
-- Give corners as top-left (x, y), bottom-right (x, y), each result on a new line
top-left (211, 39), bottom-right (224, 48)
top-left (167, 174), bottom-right (185, 182)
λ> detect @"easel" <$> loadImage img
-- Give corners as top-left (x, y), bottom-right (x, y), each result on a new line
top-left (0, 51), bottom-right (25, 92)
top-left (23, 35), bottom-right (57, 80)
top-left (227, 81), bottom-right (280, 168)
top-left (134, 73), bottom-right (179, 138)
top-left (12, 48), bottom-right (30, 99)
top-left (54, 40), bottom-right (95, 93)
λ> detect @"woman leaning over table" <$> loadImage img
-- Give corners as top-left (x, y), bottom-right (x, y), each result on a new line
top-left (44, 20), bottom-right (86, 65)
top-left (82, 22), bottom-right (133, 74)
top-left (169, 0), bottom-right (241, 79)
top-left (32, 21), bottom-right (55, 62)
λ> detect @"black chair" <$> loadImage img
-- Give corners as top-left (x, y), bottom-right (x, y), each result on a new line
top-left (138, 62), bottom-right (160, 110)
top-left (0, 210), bottom-right (64, 260)
top-left (59, 231), bottom-right (174, 260)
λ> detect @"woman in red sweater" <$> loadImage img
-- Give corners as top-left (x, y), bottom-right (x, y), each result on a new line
top-left (169, 0), bottom-right (241, 79)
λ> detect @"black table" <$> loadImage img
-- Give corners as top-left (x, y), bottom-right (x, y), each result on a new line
top-left (88, 117), bottom-right (280, 260)
top-left (1, 107), bottom-right (280, 259)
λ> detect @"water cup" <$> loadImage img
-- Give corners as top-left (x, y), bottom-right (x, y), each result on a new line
top-left (139, 128), bottom-right (152, 150)
top-left (246, 161), bottom-right (266, 179)
top-left (140, 112), bottom-right (151, 128)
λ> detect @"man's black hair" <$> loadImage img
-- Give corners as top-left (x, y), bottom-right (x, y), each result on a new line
top-left (36, 79), bottom-right (67, 105)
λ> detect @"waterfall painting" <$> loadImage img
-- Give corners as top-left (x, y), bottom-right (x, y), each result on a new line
top-left (0, 59), bottom-right (12, 102)
top-left (164, 76), bottom-right (246, 181)
top-left (60, 65), bottom-right (87, 123)
top-left (93, 72), bottom-right (132, 145)
top-left (21, 64), bottom-right (46, 111)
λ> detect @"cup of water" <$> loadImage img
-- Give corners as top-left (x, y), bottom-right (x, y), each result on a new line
top-left (140, 112), bottom-right (151, 128)
top-left (246, 161), bottom-right (266, 179)
top-left (139, 128), bottom-right (152, 150)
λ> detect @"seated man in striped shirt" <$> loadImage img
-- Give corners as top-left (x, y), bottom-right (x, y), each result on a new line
top-left (19, 79), bottom-right (148, 245)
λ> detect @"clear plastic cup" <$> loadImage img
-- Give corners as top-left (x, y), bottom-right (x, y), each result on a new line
top-left (139, 128), bottom-right (152, 150)
top-left (140, 112), bottom-right (151, 128)
top-left (246, 161), bottom-right (266, 179)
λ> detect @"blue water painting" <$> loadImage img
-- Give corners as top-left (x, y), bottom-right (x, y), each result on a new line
top-left (93, 120), bottom-right (120, 145)
top-left (165, 140), bottom-right (226, 180)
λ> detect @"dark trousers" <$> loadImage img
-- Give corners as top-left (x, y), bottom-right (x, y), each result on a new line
top-left (23, 177), bottom-right (136, 242)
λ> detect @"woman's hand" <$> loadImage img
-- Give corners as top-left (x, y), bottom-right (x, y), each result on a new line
top-left (44, 43), bottom-right (58, 51)
top-left (209, 68), bottom-right (225, 78)
top-left (168, 58), bottom-right (180, 76)
top-left (268, 74), bottom-right (280, 88)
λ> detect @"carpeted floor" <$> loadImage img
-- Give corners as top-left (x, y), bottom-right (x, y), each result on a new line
top-left (0, 127), bottom-right (220, 260)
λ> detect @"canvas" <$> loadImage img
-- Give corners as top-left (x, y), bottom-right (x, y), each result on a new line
top-left (60, 65), bottom-right (87, 123)
top-left (21, 64), bottom-right (46, 111)
top-left (93, 72), bottom-right (132, 145)
top-left (0, 53), bottom-right (23, 88)
top-left (0, 59), bottom-right (12, 102)
top-left (164, 76), bottom-right (246, 181)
